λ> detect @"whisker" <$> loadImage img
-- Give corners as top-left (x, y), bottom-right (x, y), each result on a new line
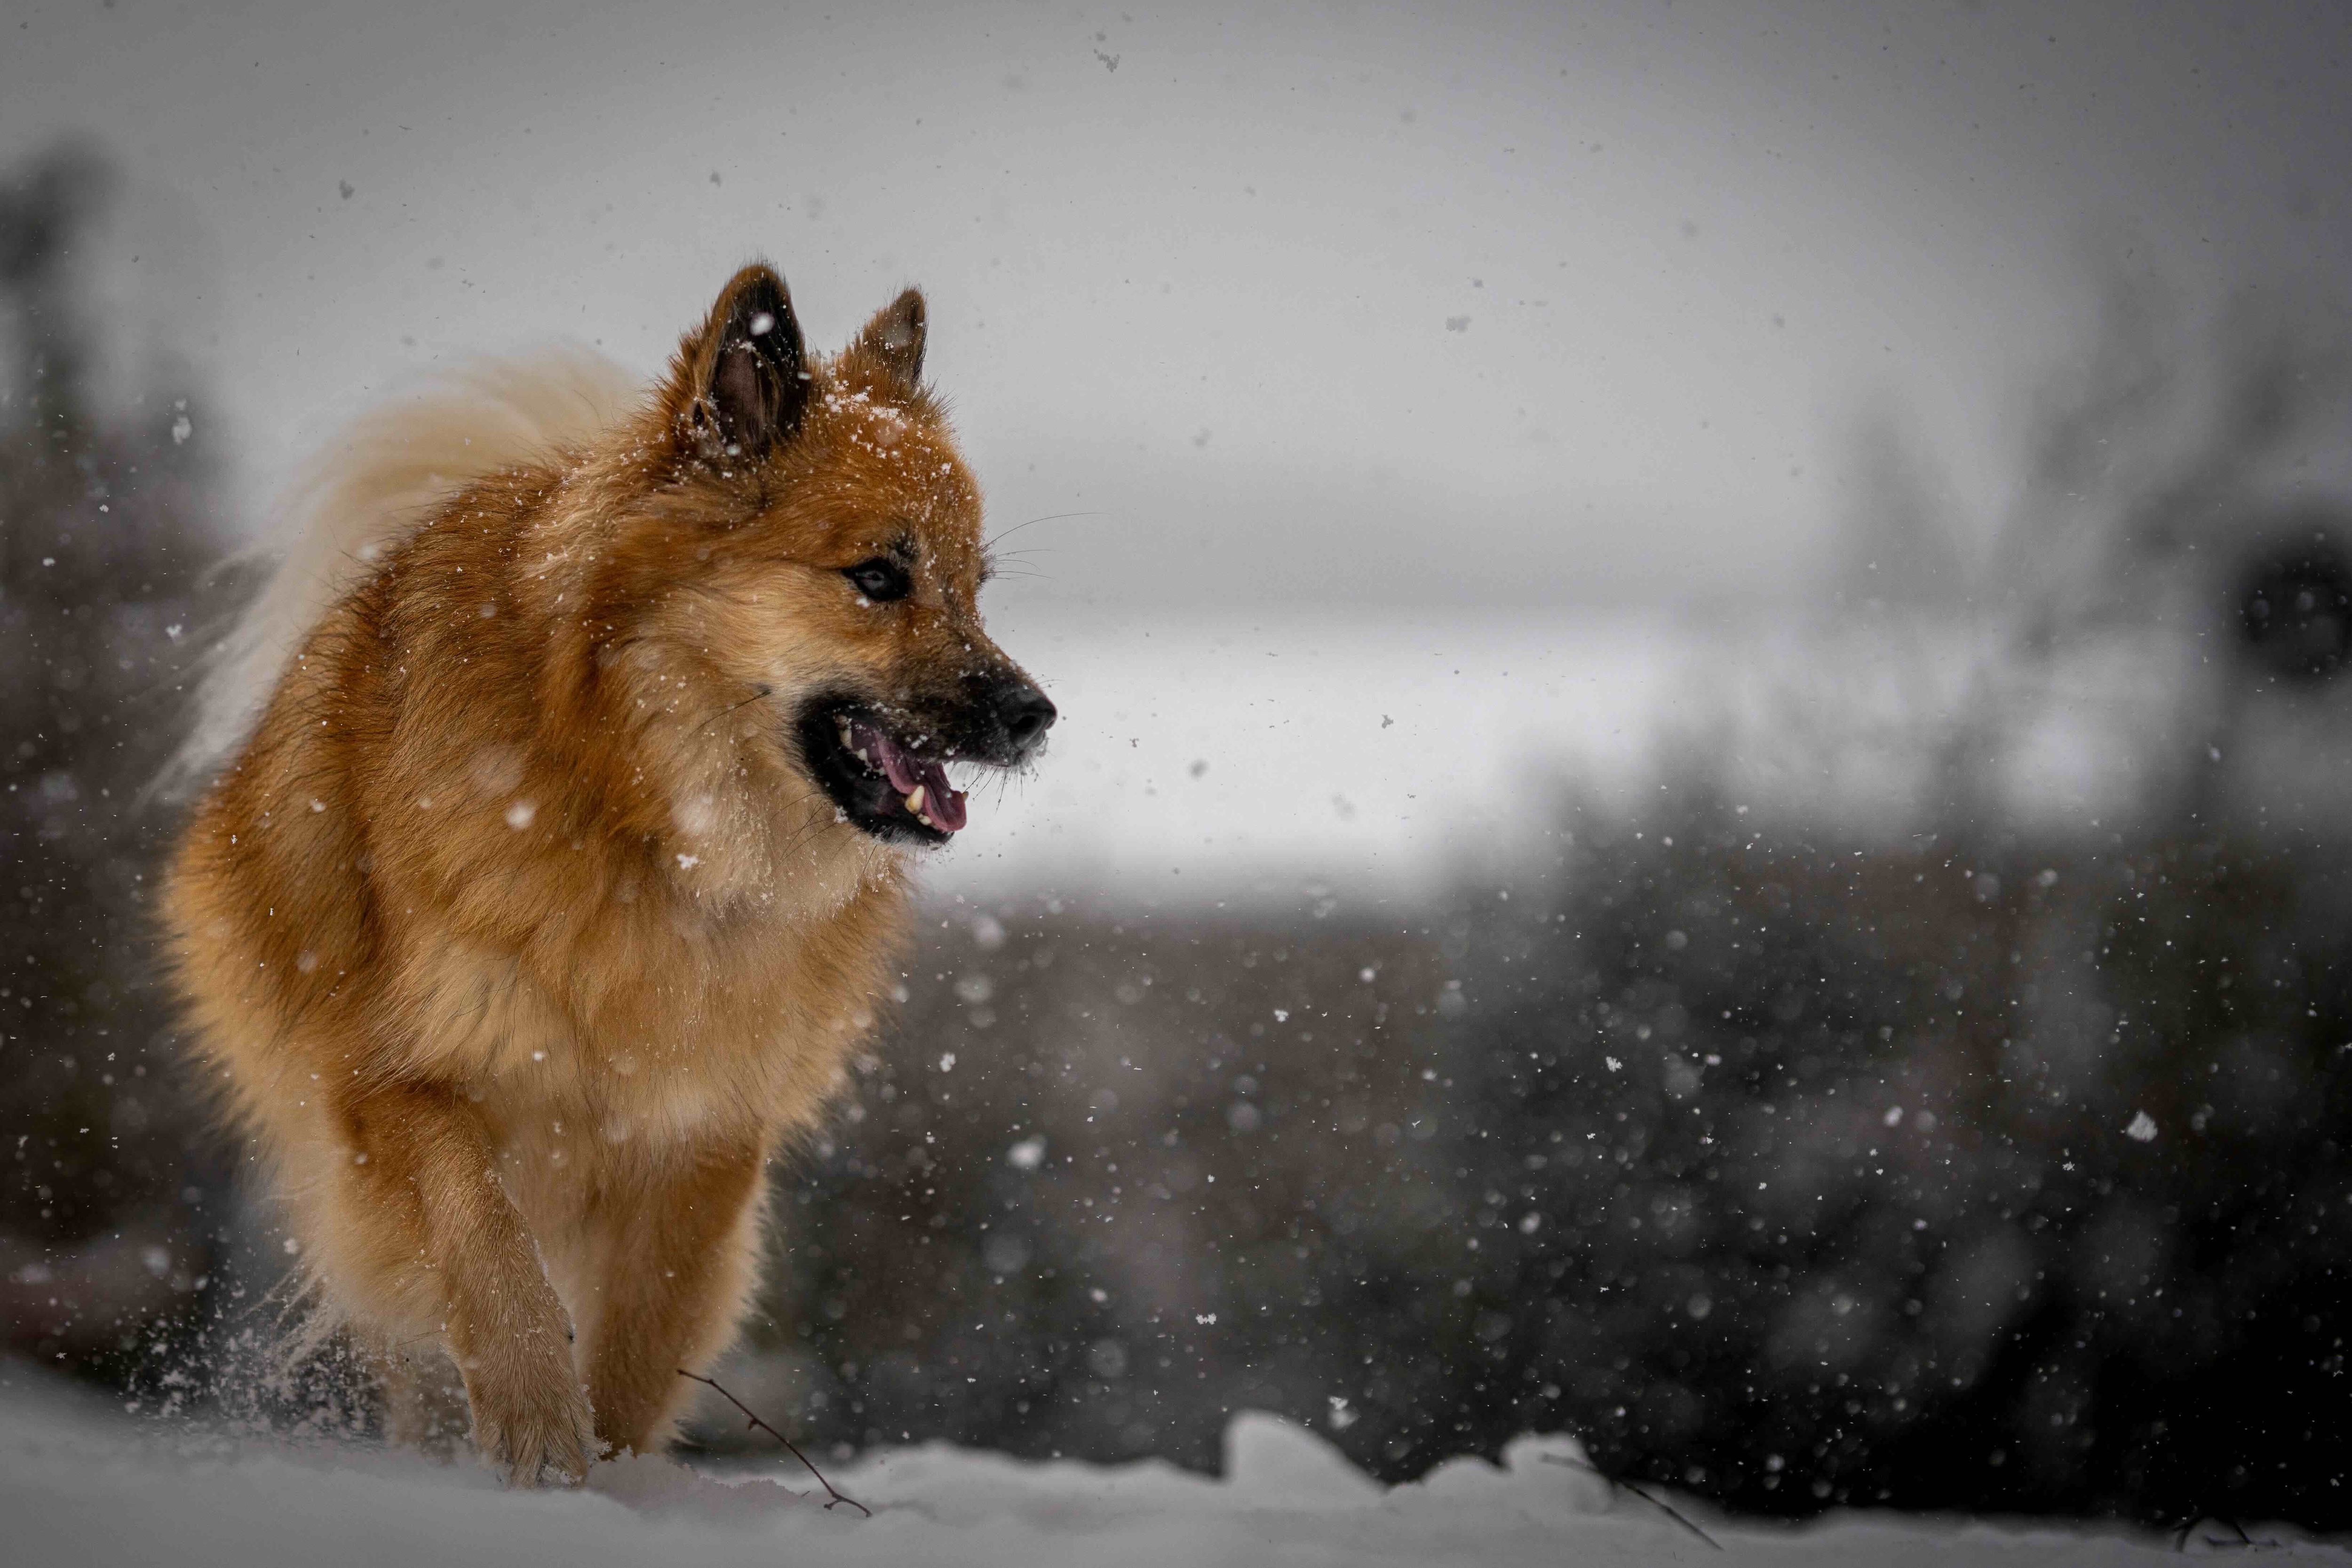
top-left (694, 684), bottom-right (775, 738)
top-left (983, 510), bottom-right (1100, 550)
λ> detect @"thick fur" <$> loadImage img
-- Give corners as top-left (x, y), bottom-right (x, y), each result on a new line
top-left (172, 347), bottom-right (644, 793)
top-left (163, 265), bottom-right (1041, 1482)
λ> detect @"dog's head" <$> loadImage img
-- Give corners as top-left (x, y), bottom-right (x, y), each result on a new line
top-left (606, 264), bottom-right (1052, 860)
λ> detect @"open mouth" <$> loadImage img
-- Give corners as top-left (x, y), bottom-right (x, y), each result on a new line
top-left (797, 700), bottom-right (970, 844)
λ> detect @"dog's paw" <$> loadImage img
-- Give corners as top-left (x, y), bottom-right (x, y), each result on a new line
top-left (463, 1353), bottom-right (596, 1487)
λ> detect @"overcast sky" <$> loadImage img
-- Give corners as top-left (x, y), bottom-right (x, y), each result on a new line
top-left (6, 0), bottom-right (2350, 612)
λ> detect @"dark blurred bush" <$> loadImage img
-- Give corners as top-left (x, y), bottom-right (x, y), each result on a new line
top-left (1433, 788), bottom-right (2352, 1525)
top-left (731, 899), bottom-right (1454, 1470)
top-left (0, 142), bottom-right (239, 1369)
top-left (739, 785), bottom-right (2352, 1529)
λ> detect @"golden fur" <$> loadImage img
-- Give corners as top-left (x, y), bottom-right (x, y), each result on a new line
top-left (163, 265), bottom-right (1049, 1482)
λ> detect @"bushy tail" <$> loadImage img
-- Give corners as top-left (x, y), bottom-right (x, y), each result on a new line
top-left (165, 348), bottom-right (642, 796)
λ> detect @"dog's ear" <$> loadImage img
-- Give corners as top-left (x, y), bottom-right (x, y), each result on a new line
top-left (850, 287), bottom-right (927, 394)
top-left (670, 263), bottom-right (810, 464)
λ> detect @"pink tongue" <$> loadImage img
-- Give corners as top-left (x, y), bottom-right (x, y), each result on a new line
top-left (857, 721), bottom-right (968, 833)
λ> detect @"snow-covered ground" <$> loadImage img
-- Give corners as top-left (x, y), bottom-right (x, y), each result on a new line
top-left (928, 599), bottom-right (2352, 906)
top-left (933, 605), bottom-right (1925, 900)
top-left (929, 604), bottom-right (2141, 902)
top-left (5, 1370), bottom-right (2333, 1565)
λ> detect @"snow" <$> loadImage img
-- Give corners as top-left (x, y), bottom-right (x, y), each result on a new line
top-left (930, 606), bottom-right (1730, 899)
top-left (925, 598), bottom-right (2352, 906)
top-left (926, 605), bottom-right (1999, 902)
top-left (5, 1372), bottom-right (2329, 1565)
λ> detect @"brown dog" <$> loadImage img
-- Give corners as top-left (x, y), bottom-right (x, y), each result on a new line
top-left (163, 264), bottom-right (1053, 1483)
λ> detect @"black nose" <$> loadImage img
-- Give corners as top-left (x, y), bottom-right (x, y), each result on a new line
top-left (996, 682), bottom-right (1057, 755)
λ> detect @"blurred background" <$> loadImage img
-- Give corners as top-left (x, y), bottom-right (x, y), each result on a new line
top-left (8, 0), bottom-right (2352, 1533)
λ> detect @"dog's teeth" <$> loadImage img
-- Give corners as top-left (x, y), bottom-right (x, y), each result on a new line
top-left (905, 785), bottom-right (926, 815)
top-left (856, 748), bottom-right (870, 764)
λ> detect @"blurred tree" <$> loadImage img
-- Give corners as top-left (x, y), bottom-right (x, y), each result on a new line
top-left (1923, 270), bottom-right (2352, 834)
top-left (1829, 401), bottom-right (1968, 616)
top-left (2234, 521), bottom-right (2352, 687)
top-left (0, 140), bottom-right (239, 1374)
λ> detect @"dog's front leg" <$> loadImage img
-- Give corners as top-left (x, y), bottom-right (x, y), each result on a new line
top-left (338, 1081), bottom-right (594, 1485)
top-left (581, 1135), bottom-right (770, 1458)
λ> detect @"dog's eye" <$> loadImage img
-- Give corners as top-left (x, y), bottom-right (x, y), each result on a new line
top-left (842, 557), bottom-right (911, 603)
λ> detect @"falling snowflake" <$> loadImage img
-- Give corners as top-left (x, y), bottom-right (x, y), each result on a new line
top-left (2125, 1110), bottom-right (2158, 1142)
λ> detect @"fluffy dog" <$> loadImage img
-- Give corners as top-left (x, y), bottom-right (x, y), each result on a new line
top-left (163, 263), bottom-right (1053, 1482)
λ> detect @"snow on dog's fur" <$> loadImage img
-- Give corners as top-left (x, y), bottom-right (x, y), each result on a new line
top-left (163, 264), bottom-right (1055, 1483)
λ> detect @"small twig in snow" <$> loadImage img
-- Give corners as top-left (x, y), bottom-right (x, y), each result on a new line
top-left (1543, 1453), bottom-right (1721, 1551)
top-left (676, 1369), bottom-right (871, 1517)
top-left (2172, 1514), bottom-right (2280, 1553)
